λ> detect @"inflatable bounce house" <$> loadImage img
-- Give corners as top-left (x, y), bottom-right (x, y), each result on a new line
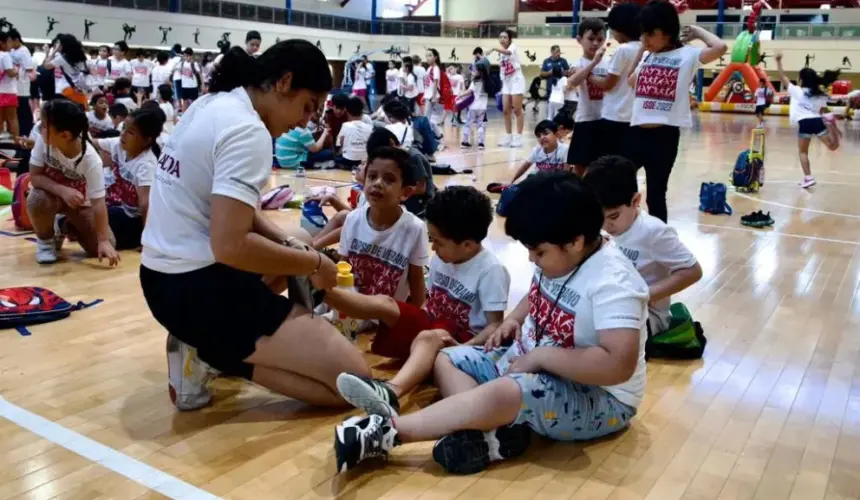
top-left (699, 1), bottom-right (777, 113)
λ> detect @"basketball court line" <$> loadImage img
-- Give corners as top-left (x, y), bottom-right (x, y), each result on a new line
top-left (672, 219), bottom-right (860, 246)
top-left (0, 395), bottom-right (222, 500)
top-left (730, 191), bottom-right (860, 219)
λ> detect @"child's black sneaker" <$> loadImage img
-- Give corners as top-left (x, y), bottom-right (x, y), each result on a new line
top-left (334, 414), bottom-right (399, 472)
top-left (460, 141), bottom-right (471, 149)
top-left (741, 210), bottom-right (774, 228)
top-left (478, 143), bottom-right (485, 150)
top-left (336, 373), bottom-right (401, 417)
top-left (432, 424), bottom-right (531, 475)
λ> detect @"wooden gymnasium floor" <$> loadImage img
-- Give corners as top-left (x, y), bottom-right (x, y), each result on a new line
top-left (2, 110), bottom-right (860, 500)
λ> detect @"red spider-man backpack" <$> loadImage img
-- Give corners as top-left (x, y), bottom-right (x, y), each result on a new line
top-left (0, 287), bottom-right (102, 336)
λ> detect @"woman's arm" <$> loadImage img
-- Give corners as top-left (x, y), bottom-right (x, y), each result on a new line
top-left (407, 264), bottom-right (426, 308)
top-left (136, 186), bottom-right (150, 222)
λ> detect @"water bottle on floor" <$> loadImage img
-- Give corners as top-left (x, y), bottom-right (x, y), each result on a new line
top-left (294, 166), bottom-right (307, 197)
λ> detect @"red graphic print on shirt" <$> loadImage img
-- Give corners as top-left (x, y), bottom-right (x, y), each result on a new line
top-left (105, 162), bottom-right (139, 209)
top-left (635, 65), bottom-right (679, 101)
top-left (97, 64), bottom-right (107, 77)
top-left (586, 80), bottom-right (604, 100)
top-left (500, 58), bottom-right (516, 77)
top-left (527, 279), bottom-right (577, 348)
top-left (348, 254), bottom-right (405, 297)
top-left (425, 287), bottom-right (470, 333)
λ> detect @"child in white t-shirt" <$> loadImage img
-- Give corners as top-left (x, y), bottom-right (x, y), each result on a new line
top-left (332, 186), bottom-right (510, 416)
top-left (585, 155), bottom-right (702, 333)
top-left (385, 61), bottom-right (400, 96)
top-left (334, 171), bottom-right (649, 475)
top-left (337, 146), bottom-right (429, 306)
top-left (87, 94), bottom-right (115, 136)
top-left (108, 41), bottom-right (133, 86)
top-left (0, 35), bottom-right (20, 139)
top-left (567, 18), bottom-right (609, 174)
top-left (383, 100), bottom-right (413, 151)
top-left (130, 52), bottom-right (153, 97)
top-left (178, 48), bottom-right (202, 112)
top-left (753, 77), bottom-right (773, 128)
top-left (488, 29), bottom-right (526, 148)
top-left (625, 5), bottom-right (726, 223)
top-left (459, 63), bottom-right (492, 149)
top-left (547, 68), bottom-right (568, 120)
top-left (26, 100), bottom-right (120, 266)
top-left (775, 53), bottom-right (840, 189)
top-left (511, 120), bottom-right (570, 184)
top-left (448, 66), bottom-right (465, 125)
top-left (336, 97), bottom-right (374, 169)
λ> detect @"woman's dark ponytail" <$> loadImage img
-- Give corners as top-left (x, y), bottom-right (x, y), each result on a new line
top-left (208, 46), bottom-right (260, 93)
top-left (129, 108), bottom-right (166, 157)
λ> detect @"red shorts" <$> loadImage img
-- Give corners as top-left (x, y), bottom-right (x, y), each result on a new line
top-left (416, 94), bottom-right (425, 108)
top-left (370, 301), bottom-right (467, 359)
top-left (353, 89), bottom-right (367, 98)
top-left (0, 93), bottom-right (17, 108)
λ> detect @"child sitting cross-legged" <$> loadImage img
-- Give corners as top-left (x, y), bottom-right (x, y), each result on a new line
top-left (509, 120), bottom-right (570, 185)
top-left (329, 186), bottom-right (510, 411)
top-left (337, 145), bottom-right (429, 308)
top-left (584, 155), bottom-right (703, 334)
top-left (335, 171), bottom-right (650, 475)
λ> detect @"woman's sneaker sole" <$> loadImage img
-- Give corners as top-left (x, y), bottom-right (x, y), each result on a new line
top-left (336, 373), bottom-right (399, 417)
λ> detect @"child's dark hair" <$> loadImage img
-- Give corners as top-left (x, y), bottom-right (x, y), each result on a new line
top-left (500, 29), bottom-right (517, 41)
top-left (578, 18), bottom-right (606, 38)
top-left (345, 96), bottom-right (364, 117)
top-left (157, 83), bottom-right (174, 102)
top-left (127, 108), bottom-right (166, 157)
top-left (114, 40), bottom-right (129, 53)
top-left (473, 63), bottom-right (496, 98)
top-left (383, 100), bottom-right (410, 122)
top-left (367, 127), bottom-right (399, 154)
top-left (583, 155), bottom-right (639, 209)
top-left (209, 40), bottom-right (332, 95)
top-left (607, 2), bottom-right (642, 41)
top-left (427, 48), bottom-right (442, 68)
top-left (183, 47), bottom-right (194, 56)
top-left (425, 186), bottom-right (493, 243)
top-left (246, 30), bottom-right (261, 43)
top-left (403, 59), bottom-right (415, 78)
top-left (553, 112), bottom-right (574, 132)
top-left (799, 68), bottom-right (840, 97)
top-left (42, 99), bottom-right (93, 166)
top-left (640, 0), bottom-right (682, 50)
top-left (534, 119), bottom-right (558, 136)
top-left (7, 29), bottom-right (22, 42)
top-left (56, 34), bottom-right (88, 66)
top-left (89, 93), bottom-right (106, 107)
top-left (0, 32), bottom-right (9, 45)
top-left (332, 93), bottom-right (349, 109)
top-left (99, 44), bottom-right (110, 53)
top-left (109, 103), bottom-right (130, 119)
top-left (473, 47), bottom-right (483, 56)
top-left (156, 51), bottom-right (169, 64)
top-left (506, 171), bottom-right (604, 247)
top-left (112, 77), bottom-right (132, 95)
top-left (367, 146), bottom-right (416, 187)
top-left (172, 43), bottom-right (182, 53)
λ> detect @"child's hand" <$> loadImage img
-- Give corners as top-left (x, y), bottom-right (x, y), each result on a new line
top-left (484, 319), bottom-right (520, 350)
top-left (505, 350), bottom-right (543, 375)
top-left (98, 240), bottom-right (121, 267)
top-left (61, 187), bottom-right (86, 209)
top-left (16, 137), bottom-right (34, 149)
top-left (594, 44), bottom-right (608, 62)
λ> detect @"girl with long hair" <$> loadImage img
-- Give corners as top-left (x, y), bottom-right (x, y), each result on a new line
top-left (42, 34), bottom-right (90, 107)
top-left (487, 29), bottom-right (526, 148)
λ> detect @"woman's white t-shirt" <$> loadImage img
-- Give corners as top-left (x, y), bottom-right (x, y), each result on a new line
top-left (499, 44), bottom-right (522, 80)
top-left (52, 54), bottom-right (86, 93)
top-left (108, 58), bottom-right (132, 83)
top-left (385, 69), bottom-right (399, 94)
top-left (413, 65), bottom-right (426, 93)
top-left (403, 73), bottom-right (419, 99)
top-left (450, 74), bottom-right (465, 96)
top-left (469, 81), bottom-right (488, 111)
top-left (131, 59), bottom-right (153, 88)
top-left (339, 206), bottom-right (430, 301)
top-left (170, 56), bottom-right (183, 81)
top-left (493, 242), bottom-right (649, 409)
top-left (576, 57), bottom-right (608, 122)
top-left (142, 88), bottom-right (273, 274)
top-left (602, 41), bottom-right (643, 123)
top-left (630, 46), bottom-right (702, 128)
top-left (91, 58), bottom-right (109, 87)
top-left (179, 61), bottom-right (201, 89)
top-left (151, 64), bottom-right (173, 87)
top-left (787, 84), bottom-right (827, 124)
top-left (353, 66), bottom-right (367, 91)
top-left (0, 52), bottom-right (16, 94)
top-left (30, 134), bottom-right (105, 200)
top-left (549, 76), bottom-right (567, 105)
top-left (424, 65), bottom-right (441, 100)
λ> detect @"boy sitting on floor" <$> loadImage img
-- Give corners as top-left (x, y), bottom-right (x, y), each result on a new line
top-left (337, 145), bottom-right (429, 308)
top-left (336, 97), bottom-right (374, 170)
top-left (329, 186), bottom-right (510, 409)
top-left (334, 171), bottom-right (650, 475)
top-left (584, 155), bottom-right (703, 334)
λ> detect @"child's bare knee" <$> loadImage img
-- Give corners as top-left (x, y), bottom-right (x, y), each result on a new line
top-left (27, 188), bottom-right (59, 213)
top-left (410, 329), bottom-right (446, 352)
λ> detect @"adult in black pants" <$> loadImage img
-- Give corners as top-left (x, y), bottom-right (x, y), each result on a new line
top-left (625, 2), bottom-right (726, 222)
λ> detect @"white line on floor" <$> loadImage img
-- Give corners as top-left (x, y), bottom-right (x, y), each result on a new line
top-left (672, 219), bottom-right (860, 246)
top-left (730, 191), bottom-right (860, 219)
top-left (0, 395), bottom-right (221, 500)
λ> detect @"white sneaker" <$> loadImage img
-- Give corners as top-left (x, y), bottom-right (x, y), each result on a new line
top-left (35, 239), bottom-right (58, 264)
top-left (511, 135), bottom-right (523, 148)
top-left (799, 176), bottom-right (817, 189)
top-left (498, 134), bottom-right (512, 147)
top-left (166, 335), bottom-right (217, 411)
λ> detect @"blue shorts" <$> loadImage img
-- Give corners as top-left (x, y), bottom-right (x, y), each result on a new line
top-left (798, 117), bottom-right (828, 139)
top-left (441, 345), bottom-right (637, 441)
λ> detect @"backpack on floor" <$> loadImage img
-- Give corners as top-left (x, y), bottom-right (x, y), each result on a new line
top-left (301, 200), bottom-right (329, 236)
top-left (0, 287), bottom-right (102, 336)
top-left (495, 184), bottom-right (519, 217)
top-left (11, 173), bottom-right (31, 230)
top-left (698, 182), bottom-right (732, 215)
top-left (645, 303), bottom-right (707, 360)
top-left (730, 128), bottom-right (765, 192)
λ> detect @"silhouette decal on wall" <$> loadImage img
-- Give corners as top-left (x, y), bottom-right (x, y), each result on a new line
top-left (158, 26), bottom-right (172, 44)
top-left (46, 17), bottom-right (59, 37)
top-left (122, 23), bottom-right (136, 41)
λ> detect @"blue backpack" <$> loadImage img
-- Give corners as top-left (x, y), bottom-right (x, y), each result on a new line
top-left (699, 182), bottom-right (732, 215)
top-left (495, 184), bottom-right (519, 217)
top-left (731, 149), bottom-right (764, 192)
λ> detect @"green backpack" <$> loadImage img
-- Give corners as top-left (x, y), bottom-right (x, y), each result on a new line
top-left (646, 303), bottom-right (707, 360)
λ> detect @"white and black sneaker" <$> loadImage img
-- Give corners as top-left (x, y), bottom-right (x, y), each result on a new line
top-left (334, 414), bottom-right (399, 472)
top-left (336, 373), bottom-right (401, 417)
top-left (432, 424), bottom-right (532, 475)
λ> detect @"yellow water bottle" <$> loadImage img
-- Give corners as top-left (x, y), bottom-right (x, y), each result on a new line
top-left (332, 262), bottom-right (359, 342)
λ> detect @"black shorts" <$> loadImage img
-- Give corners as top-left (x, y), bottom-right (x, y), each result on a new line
top-left (568, 120), bottom-right (604, 166)
top-left (755, 104), bottom-right (767, 115)
top-left (600, 119), bottom-right (631, 158)
top-left (108, 206), bottom-right (143, 250)
top-left (29, 81), bottom-right (40, 99)
top-left (335, 157), bottom-right (362, 170)
top-left (798, 117), bottom-right (827, 138)
top-left (140, 263), bottom-right (294, 379)
top-left (562, 100), bottom-right (578, 117)
top-left (180, 87), bottom-right (200, 101)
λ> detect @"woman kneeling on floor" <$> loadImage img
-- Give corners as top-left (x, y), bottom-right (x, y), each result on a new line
top-left (139, 40), bottom-right (371, 411)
